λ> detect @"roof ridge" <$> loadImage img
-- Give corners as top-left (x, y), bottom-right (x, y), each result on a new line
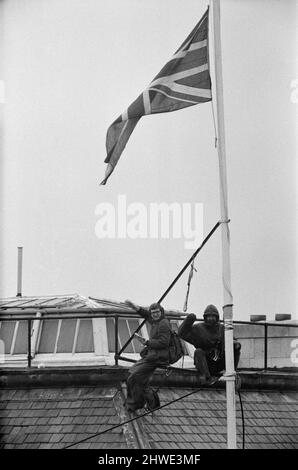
top-left (0, 294), bottom-right (79, 301)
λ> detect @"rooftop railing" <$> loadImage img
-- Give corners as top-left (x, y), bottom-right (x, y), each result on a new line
top-left (0, 307), bottom-right (297, 369)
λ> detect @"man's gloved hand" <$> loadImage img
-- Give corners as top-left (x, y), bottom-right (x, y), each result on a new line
top-left (187, 313), bottom-right (197, 322)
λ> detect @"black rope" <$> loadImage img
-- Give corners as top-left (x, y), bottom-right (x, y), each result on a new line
top-left (117, 220), bottom-right (225, 359)
top-left (63, 374), bottom-right (244, 450)
top-left (63, 381), bottom-right (220, 449)
top-left (237, 389), bottom-right (245, 449)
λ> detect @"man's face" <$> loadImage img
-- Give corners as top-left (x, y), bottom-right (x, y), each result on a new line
top-left (204, 314), bottom-right (217, 326)
top-left (150, 308), bottom-right (162, 321)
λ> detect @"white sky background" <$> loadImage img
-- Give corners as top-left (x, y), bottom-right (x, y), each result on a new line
top-left (0, 0), bottom-right (296, 320)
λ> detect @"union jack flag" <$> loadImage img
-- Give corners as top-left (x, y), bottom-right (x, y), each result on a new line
top-left (102, 8), bottom-right (211, 185)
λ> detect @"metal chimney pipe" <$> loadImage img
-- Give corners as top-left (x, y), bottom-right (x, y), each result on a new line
top-left (17, 247), bottom-right (23, 297)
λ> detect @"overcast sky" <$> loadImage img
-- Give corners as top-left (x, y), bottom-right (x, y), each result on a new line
top-left (0, 0), bottom-right (296, 320)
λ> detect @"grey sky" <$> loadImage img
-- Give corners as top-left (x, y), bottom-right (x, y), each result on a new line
top-left (0, 0), bottom-right (296, 320)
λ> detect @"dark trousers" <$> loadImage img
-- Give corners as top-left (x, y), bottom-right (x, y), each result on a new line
top-left (194, 342), bottom-right (241, 378)
top-left (126, 358), bottom-right (164, 412)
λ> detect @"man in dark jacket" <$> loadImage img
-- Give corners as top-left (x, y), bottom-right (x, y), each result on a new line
top-left (124, 300), bottom-right (171, 412)
top-left (178, 304), bottom-right (241, 384)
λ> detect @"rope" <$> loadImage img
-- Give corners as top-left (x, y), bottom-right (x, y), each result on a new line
top-left (183, 260), bottom-right (197, 312)
top-left (182, 219), bottom-right (229, 312)
top-left (63, 380), bottom-right (221, 449)
top-left (63, 372), bottom-right (244, 449)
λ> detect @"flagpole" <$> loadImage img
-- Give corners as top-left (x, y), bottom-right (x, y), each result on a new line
top-left (211, 0), bottom-right (237, 449)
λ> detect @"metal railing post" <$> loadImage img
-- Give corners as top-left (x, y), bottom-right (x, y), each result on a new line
top-left (27, 319), bottom-right (32, 367)
top-left (114, 315), bottom-right (119, 366)
top-left (264, 323), bottom-right (268, 370)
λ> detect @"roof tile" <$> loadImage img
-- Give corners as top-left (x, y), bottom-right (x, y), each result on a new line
top-left (0, 384), bottom-right (297, 449)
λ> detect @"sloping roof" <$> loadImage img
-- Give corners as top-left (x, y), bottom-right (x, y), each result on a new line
top-left (0, 386), bottom-right (135, 449)
top-left (140, 388), bottom-right (298, 449)
top-left (0, 294), bottom-right (185, 317)
top-left (0, 294), bottom-right (93, 310)
top-left (89, 297), bottom-right (185, 317)
top-left (0, 383), bottom-right (297, 449)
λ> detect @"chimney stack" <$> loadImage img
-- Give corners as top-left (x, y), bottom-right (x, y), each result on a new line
top-left (275, 314), bottom-right (291, 321)
top-left (17, 247), bottom-right (23, 297)
top-left (250, 314), bottom-right (266, 322)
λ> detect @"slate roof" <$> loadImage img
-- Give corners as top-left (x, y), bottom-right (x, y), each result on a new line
top-left (140, 388), bottom-right (298, 449)
top-left (0, 384), bottom-right (297, 449)
top-left (0, 387), bottom-right (133, 449)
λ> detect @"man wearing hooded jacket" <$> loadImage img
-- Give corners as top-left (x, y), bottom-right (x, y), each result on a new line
top-left (178, 304), bottom-right (241, 384)
top-left (124, 300), bottom-right (171, 412)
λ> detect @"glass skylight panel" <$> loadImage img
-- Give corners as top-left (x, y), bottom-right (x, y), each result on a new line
top-left (118, 319), bottom-right (134, 353)
top-left (0, 321), bottom-right (15, 354)
top-left (38, 320), bottom-right (59, 353)
top-left (56, 319), bottom-right (77, 353)
top-left (37, 318), bottom-right (94, 354)
top-left (127, 319), bottom-right (143, 353)
top-left (106, 318), bottom-right (144, 353)
top-left (0, 320), bottom-right (32, 355)
top-left (75, 319), bottom-right (94, 353)
top-left (13, 320), bottom-right (28, 354)
top-left (106, 318), bottom-right (116, 352)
